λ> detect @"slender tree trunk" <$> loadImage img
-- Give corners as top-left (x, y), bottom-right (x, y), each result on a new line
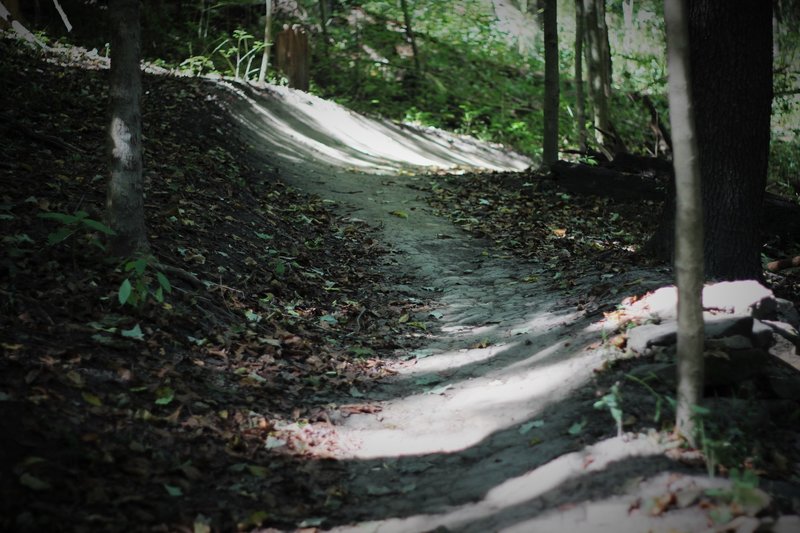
top-left (665, 0), bottom-right (704, 446)
top-left (542, 0), bottom-right (559, 168)
top-left (319, 0), bottom-right (330, 50)
top-left (258, 0), bottom-right (272, 85)
top-left (597, 0), bottom-right (612, 103)
top-left (574, 0), bottom-right (587, 152)
top-left (400, 0), bottom-right (421, 78)
top-left (582, 0), bottom-right (612, 152)
top-left (106, 0), bottom-right (149, 256)
top-left (622, 0), bottom-right (635, 52)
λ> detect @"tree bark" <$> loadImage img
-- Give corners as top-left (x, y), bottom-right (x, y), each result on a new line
top-left (582, 0), bottom-right (613, 153)
top-left (542, 0), bottom-right (559, 168)
top-left (648, 0), bottom-right (773, 280)
top-left (574, 0), bottom-right (587, 152)
top-left (665, 0), bottom-right (704, 447)
top-left (258, 0), bottom-right (273, 85)
top-left (400, 0), bottom-right (421, 80)
top-left (106, 0), bottom-right (149, 256)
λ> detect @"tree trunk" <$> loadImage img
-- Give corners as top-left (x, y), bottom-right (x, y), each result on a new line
top-left (665, 0), bottom-right (704, 447)
top-left (582, 0), bottom-right (613, 154)
top-left (622, 0), bottom-right (635, 52)
top-left (542, 0), bottom-right (559, 168)
top-left (106, 0), bottom-right (149, 256)
top-left (574, 0), bottom-right (587, 152)
top-left (648, 1), bottom-right (772, 280)
top-left (400, 0), bottom-right (421, 80)
top-left (258, 0), bottom-right (272, 85)
top-left (318, 0), bottom-right (330, 50)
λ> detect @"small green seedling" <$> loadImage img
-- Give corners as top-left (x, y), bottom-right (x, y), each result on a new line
top-left (594, 382), bottom-right (624, 436)
top-left (118, 255), bottom-right (172, 308)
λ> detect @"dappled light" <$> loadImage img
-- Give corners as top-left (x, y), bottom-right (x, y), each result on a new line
top-left (2, 0), bottom-right (800, 530)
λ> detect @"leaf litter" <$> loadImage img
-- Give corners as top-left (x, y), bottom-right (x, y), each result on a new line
top-left (0, 40), bottom-right (427, 531)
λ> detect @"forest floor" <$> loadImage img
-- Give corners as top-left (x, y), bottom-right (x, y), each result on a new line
top-left (2, 39), bottom-right (800, 532)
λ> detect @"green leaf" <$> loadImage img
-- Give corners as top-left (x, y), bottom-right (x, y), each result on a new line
top-left (154, 287), bottom-right (164, 303)
top-left (38, 212), bottom-right (79, 224)
top-left (121, 323), bottom-right (144, 341)
top-left (389, 210), bottom-right (409, 218)
top-left (273, 261), bottom-right (285, 276)
top-left (156, 271), bottom-right (172, 292)
top-left (568, 419), bottom-right (586, 435)
top-left (118, 279), bottom-right (132, 305)
top-left (246, 464), bottom-right (268, 477)
top-left (19, 473), bottom-right (51, 491)
top-left (82, 218), bottom-right (115, 235)
top-left (426, 383), bottom-right (453, 395)
top-left (518, 420), bottom-right (545, 434)
top-left (155, 386), bottom-right (175, 405)
top-left (82, 391), bottom-right (103, 407)
top-left (133, 258), bottom-right (147, 275)
top-left (47, 227), bottom-right (74, 245)
top-left (163, 484), bottom-right (183, 497)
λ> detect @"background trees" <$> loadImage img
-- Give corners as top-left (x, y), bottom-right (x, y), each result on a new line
top-left (14, 0), bottom-right (800, 271)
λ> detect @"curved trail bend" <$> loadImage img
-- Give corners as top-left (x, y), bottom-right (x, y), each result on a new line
top-left (218, 81), bottom-right (714, 533)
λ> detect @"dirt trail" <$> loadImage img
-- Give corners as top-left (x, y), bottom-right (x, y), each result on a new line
top-left (217, 81), bottom-right (741, 532)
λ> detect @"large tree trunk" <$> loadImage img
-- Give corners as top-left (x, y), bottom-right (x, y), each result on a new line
top-left (665, 0), bottom-right (704, 447)
top-left (106, 0), bottom-right (149, 256)
top-left (648, 0), bottom-right (773, 280)
top-left (542, 0), bottom-right (559, 168)
top-left (574, 0), bottom-right (587, 152)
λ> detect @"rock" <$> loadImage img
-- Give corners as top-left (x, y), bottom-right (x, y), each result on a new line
top-left (705, 315), bottom-right (754, 338)
top-left (704, 348), bottom-right (768, 387)
top-left (775, 298), bottom-right (800, 327)
top-left (705, 335), bottom-right (752, 351)
top-left (702, 280), bottom-right (776, 318)
top-left (752, 320), bottom-right (777, 349)
top-left (625, 281), bottom-right (777, 323)
top-left (773, 515), bottom-right (800, 533)
top-left (628, 316), bottom-right (756, 354)
top-left (626, 322), bottom-right (677, 353)
top-left (761, 319), bottom-right (800, 348)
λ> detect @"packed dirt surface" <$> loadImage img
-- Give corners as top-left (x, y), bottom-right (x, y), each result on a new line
top-left (220, 82), bottom-right (800, 532)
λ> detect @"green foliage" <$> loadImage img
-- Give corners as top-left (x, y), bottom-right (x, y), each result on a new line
top-left (593, 382), bottom-right (624, 436)
top-left (768, 139), bottom-right (800, 198)
top-left (38, 210), bottom-right (115, 249)
top-left (118, 255), bottom-right (172, 308)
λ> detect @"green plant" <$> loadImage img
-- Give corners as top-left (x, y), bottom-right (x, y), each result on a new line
top-left (593, 382), bottom-right (624, 436)
top-left (38, 210), bottom-right (115, 249)
top-left (179, 54), bottom-right (215, 75)
top-left (705, 468), bottom-right (767, 523)
top-left (215, 29), bottom-right (264, 81)
top-left (118, 256), bottom-right (172, 308)
top-left (625, 373), bottom-right (675, 424)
